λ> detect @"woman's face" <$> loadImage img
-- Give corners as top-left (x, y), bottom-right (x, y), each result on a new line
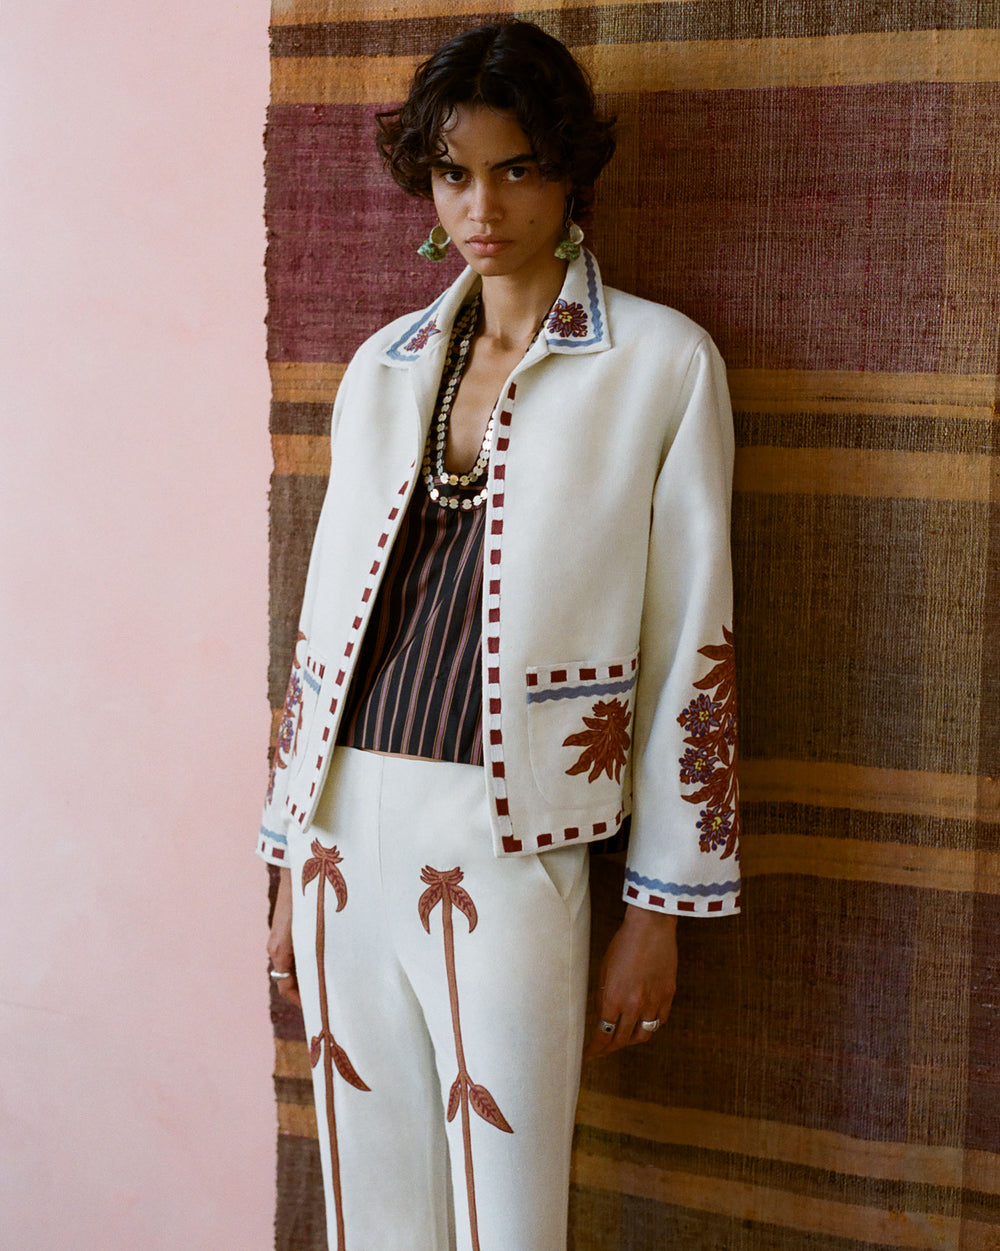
top-left (430, 104), bottom-right (570, 287)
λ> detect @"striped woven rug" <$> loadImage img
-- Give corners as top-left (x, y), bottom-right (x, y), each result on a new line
top-left (264, 3), bottom-right (1000, 1247)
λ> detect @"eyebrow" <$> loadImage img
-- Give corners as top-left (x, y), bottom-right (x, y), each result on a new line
top-left (433, 153), bottom-right (537, 172)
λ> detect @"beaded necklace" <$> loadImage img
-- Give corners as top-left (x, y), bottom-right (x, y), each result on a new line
top-left (423, 295), bottom-right (488, 511)
top-left (422, 294), bottom-right (550, 512)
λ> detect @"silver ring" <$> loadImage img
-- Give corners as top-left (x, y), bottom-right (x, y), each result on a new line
top-left (269, 969), bottom-right (293, 980)
top-left (598, 1019), bottom-right (616, 1034)
top-left (640, 1018), bottom-right (660, 1033)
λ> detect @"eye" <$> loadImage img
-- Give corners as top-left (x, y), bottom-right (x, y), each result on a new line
top-left (505, 165), bottom-right (530, 182)
top-left (435, 167), bottom-right (467, 186)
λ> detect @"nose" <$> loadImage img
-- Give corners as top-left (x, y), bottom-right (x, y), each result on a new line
top-left (469, 177), bottom-right (502, 225)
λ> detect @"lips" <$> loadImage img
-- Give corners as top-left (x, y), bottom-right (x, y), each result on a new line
top-left (465, 237), bottom-right (512, 256)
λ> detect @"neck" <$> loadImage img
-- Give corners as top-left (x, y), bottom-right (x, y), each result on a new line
top-left (477, 262), bottom-right (567, 351)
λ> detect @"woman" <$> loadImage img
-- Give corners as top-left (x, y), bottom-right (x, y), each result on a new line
top-left (262, 21), bottom-right (739, 1251)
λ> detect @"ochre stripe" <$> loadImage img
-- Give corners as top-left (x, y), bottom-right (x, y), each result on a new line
top-left (271, 0), bottom-right (700, 22)
top-left (741, 834), bottom-right (1000, 896)
top-left (272, 365), bottom-right (999, 417)
top-left (572, 1152), bottom-right (958, 1246)
top-left (277, 1099), bottom-right (318, 1137)
top-left (576, 1093), bottom-right (1000, 1195)
top-left (276, 1036), bottom-right (313, 1079)
top-left (735, 449), bottom-right (994, 501)
top-left (728, 369), bottom-right (1000, 419)
top-left (742, 759), bottom-right (1000, 823)
top-left (272, 433), bottom-right (331, 476)
top-left (269, 360), bottom-right (345, 403)
top-left (271, 30), bottom-right (1000, 103)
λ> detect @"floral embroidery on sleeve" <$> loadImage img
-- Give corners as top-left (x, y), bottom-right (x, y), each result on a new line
top-left (563, 698), bottom-right (632, 782)
top-left (678, 626), bottom-right (739, 860)
top-left (405, 320), bottom-right (439, 352)
top-left (547, 300), bottom-right (588, 339)
top-left (268, 632), bottom-right (307, 801)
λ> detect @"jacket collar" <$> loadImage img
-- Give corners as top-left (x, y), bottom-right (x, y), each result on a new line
top-left (378, 247), bottom-right (612, 368)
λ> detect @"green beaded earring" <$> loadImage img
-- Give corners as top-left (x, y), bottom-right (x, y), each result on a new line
top-left (554, 220), bottom-right (584, 261)
top-left (418, 224), bottom-right (451, 262)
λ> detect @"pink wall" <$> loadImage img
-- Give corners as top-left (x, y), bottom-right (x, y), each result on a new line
top-left (1, 4), bottom-right (274, 1247)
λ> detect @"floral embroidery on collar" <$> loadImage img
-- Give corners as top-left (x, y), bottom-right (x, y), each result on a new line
top-left (546, 299), bottom-right (588, 339)
top-left (405, 320), bottom-right (440, 353)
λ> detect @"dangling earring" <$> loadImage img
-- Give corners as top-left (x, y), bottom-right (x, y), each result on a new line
top-left (554, 199), bottom-right (584, 261)
top-left (418, 223), bottom-right (450, 262)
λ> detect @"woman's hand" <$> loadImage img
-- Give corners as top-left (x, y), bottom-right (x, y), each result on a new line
top-left (584, 905), bottom-right (677, 1059)
top-left (267, 867), bottom-right (301, 1008)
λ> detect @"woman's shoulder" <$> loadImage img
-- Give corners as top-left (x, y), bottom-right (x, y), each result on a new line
top-left (603, 284), bottom-right (711, 351)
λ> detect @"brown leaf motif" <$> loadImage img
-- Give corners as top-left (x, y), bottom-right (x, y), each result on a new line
top-left (469, 1082), bottom-right (514, 1134)
top-left (302, 840), bottom-right (347, 912)
top-left (418, 865), bottom-right (477, 932)
top-left (309, 1034), bottom-right (322, 1069)
top-left (677, 625), bottom-right (740, 861)
top-left (447, 1076), bottom-right (462, 1123)
top-left (563, 697), bottom-right (632, 783)
top-left (331, 1039), bottom-right (371, 1092)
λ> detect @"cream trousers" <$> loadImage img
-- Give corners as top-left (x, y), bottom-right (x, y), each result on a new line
top-left (287, 747), bottom-right (591, 1251)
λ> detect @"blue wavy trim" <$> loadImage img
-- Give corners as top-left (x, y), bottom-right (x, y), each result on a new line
top-left (260, 824), bottom-right (288, 848)
top-left (625, 869), bottom-right (740, 897)
top-left (526, 676), bottom-right (635, 704)
top-left (384, 292), bottom-right (447, 361)
top-left (302, 668), bottom-right (321, 693)
top-left (546, 251), bottom-right (605, 349)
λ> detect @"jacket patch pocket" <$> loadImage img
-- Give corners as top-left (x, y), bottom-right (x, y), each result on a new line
top-left (525, 654), bottom-right (638, 809)
top-left (276, 635), bottom-right (328, 786)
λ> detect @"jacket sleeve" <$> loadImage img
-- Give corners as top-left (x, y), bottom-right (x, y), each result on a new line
top-left (255, 361), bottom-right (355, 867)
top-left (625, 333), bottom-right (741, 916)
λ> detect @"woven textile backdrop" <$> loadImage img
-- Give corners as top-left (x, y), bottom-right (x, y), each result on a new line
top-left (264, 4), bottom-right (1000, 1247)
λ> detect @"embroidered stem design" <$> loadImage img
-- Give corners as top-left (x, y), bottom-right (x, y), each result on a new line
top-left (677, 626), bottom-right (740, 860)
top-left (418, 866), bottom-right (512, 1251)
top-left (302, 841), bottom-right (369, 1251)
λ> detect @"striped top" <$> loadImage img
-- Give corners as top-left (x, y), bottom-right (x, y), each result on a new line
top-left (336, 481), bottom-right (485, 763)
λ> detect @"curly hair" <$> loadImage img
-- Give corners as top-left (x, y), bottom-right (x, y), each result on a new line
top-left (376, 22), bottom-right (616, 220)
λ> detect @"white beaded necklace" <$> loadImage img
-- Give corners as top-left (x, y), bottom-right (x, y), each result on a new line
top-left (422, 294), bottom-right (549, 512)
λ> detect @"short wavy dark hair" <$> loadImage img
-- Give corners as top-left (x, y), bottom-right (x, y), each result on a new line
top-left (376, 22), bottom-right (616, 219)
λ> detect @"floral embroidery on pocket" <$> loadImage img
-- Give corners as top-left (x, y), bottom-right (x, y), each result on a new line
top-left (405, 319), bottom-right (439, 352)
top-left (563, 698), bottom-right (632, 783)
top-left (678, 626), bottom-right (739, 860)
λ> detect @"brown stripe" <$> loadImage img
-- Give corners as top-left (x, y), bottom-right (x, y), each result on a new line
top-left (734, 448), bottom-right (994, 501)
top-left (576, 1092), bottom-right (1000, 1195)
top-left (275, 1035), bottom-right (312, 1079)
top-left (271, 31), bottom-right (1000, 103)
top-left (272, 0), bottom-right (703, 27)
top-left (270, 2), bottom-right (1000, 47)
top-left (571, 1151), bottom-right (959, 1246)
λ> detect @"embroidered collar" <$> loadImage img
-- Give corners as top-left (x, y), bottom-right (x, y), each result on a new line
top-left (379, 248), bottom-right (612, 366)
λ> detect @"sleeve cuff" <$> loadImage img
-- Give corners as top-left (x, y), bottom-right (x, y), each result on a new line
top-left (256, 824), bottom-right (289, 866)
top-left (623, 867), bottom-right (741, 916)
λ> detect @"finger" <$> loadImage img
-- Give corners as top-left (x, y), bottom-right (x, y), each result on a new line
top-left (583, 1015), bottom-right (621, 1060)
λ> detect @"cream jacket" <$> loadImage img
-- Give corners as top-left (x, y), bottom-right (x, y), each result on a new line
top-left (258, 250), bottom-right (740, 916)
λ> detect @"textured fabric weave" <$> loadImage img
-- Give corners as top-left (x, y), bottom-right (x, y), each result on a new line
top-left (265, 3), bottom-right (1000, 1247)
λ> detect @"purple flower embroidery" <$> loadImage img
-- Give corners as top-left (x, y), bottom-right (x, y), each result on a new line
top-left (678, 694), bottom-right (720, 739)
top-left (406, 320), bottom-right (439, 352)
top-left (679, 746), bottom-right (717, 786)
top-left (547, 300), bottom-right (588, 338)
top-left (696, 807), bottom-right (732, 853)
top-left (677, 627), bottom-right (740, 861)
